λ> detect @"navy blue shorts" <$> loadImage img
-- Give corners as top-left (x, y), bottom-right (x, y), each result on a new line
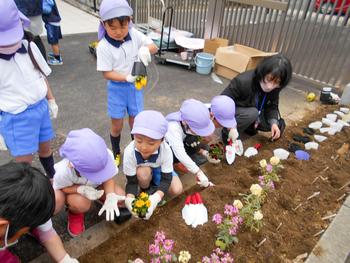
top-left (45, 23), bottom-right (62, 45)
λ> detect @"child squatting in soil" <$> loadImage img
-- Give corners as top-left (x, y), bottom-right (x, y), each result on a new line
top-left (0, 162), bottom-right (78, 263)
top-left (0, 0), bottom-right (58, 178)
top-left (96, 0), bottom-right (158, 167)
top-left (221, 54), bottom-right (292, 141)
top-left (53, 128), bottom-right (130, 237)
top-left (124, 110), bottom-right (183, 220)
top-left (165, 99), bottom-right (215, 187)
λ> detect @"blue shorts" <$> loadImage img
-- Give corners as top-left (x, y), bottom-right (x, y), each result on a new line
top-left (151, 167), bottom-right (178, 186)
top-left (107, 81), bottom-right (144, 119)
top-left (45, 23), bottom-right (62, 45)
top-left (0, 99), bottom-right (55, 157)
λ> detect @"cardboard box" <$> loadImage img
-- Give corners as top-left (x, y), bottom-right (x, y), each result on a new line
top-left (203, 38), bottom-right (229, 55)
top-left (214, 44), bottom-right (277, 80)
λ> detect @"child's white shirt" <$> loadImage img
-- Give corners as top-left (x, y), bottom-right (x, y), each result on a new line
top-left (96, 27), bottom-right (153, 75)
top-left (123, 140), bottom-right (173, 176)
top-left (0, 40), bottom-right (51, 114)
top-left (53, 149), bottom-right (116, 190)
top-left (165, 121), bottom-right (200, 174)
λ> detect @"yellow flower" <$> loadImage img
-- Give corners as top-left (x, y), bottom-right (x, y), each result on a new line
top-left (250, 184), bottom-right (262, 197)
top-left (135, 199), bottom-right (145, 208)
top-left (178, 250), bottom-right (191, 263)
top-left (270, 156), bottom-right (280, 166)
top-left (139, 192), bottom-right (148, 199)
top-left (145, 200), bottom-right (151, 208)
top-left (140, 77), bottom-right (147, 86)
top-left (253, 210), bottom-right (263, 220)
top-left (135, 81), bottom-right (143, 90)
top-left (233, 200), bottom-right (243, 209)
top-left (259, 159), bottom-right (267, 168)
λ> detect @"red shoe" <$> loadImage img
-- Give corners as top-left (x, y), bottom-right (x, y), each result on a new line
top-left (173, 163), bottom-right (189, 174)
top-left (67, 212), bottom-right (85, 237)
top-left (0, 249), bottom-right (20, 263)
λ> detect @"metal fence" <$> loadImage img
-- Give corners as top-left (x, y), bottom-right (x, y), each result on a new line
top-left (65, 0), bottom-right (350, 88)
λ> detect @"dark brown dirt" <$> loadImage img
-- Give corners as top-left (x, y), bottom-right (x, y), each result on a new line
top-left (80, 105), bottom-right (350, 263)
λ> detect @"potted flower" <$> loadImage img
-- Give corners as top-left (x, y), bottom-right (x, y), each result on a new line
top-left (131, 192), bottom-right (151, 218)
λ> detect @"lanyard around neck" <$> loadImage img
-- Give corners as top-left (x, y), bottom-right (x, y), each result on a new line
top-left (256, 93), bottom-right (267, 115)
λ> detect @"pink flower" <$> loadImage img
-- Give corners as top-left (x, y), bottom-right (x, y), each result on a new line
top-left (224, 204), bottom-right (238, 216)
top-left (149, 244), bottom-right (160, 255)
top-left (154, 231), bottom-right (165, 243)
top-left (151, 258), bottom-right (161, 263)
top-left (163, 254), bottom-right (173, 262)
top-left (202, 256), bottom-right (211, 263)
top-left (212, 213), bottom-right (223, 224)
top-left (266, 164), bottom-right (273, 173)
top-left (214, 248), bottom-right (224, 255)
top-left (229, 226), bottom-right (237, 235)
top-left (258, 176), bottom-right (265, 186)
top-left (163, 239), bottom-right (174, 252)
top-left (267, 181), bottom-right (275, 190)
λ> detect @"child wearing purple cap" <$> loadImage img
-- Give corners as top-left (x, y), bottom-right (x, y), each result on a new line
top-left (165, 99), bottom-right (215, 188)
top-left (0, 0), bottom-right (58, 179)
top-left (221, 54), bottom-right (292, 141)
top-left (0, 162), bottom-right (78, 263)
top-left (123, 110), bottom-right (183, 220)
top-left (96, 0), bottom-right (158, 167)
top-left (53, 128), bottom-right (129, 237)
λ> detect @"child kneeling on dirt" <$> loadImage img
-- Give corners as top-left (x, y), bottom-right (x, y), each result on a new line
top-left (165, 99), bottom-right (215, 187)
top-left (53, 128), bottom-right (130, 237)
top-left (0, 162), bottom-right (78, 263)
top-left (124, 110), bottom-right (183, 220)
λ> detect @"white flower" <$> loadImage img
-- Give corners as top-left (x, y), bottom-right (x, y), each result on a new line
top-left (178, 250), bottom-right (191, 263)
top-left (253, 210), bottom-right (263, 221)
top-left (270, 156), bottom-right (280, 166)
top-left (233, 200), bottom-right (243, 209)
top-left (259, 159), bottom-right (267, 168)
top-left (250, 184), bottom-right (263, 197)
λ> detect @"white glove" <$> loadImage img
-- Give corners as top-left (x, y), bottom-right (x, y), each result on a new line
top-left (201, 150), bottom-right (220, 164)
top-left (145, 193), bottom-right (161, 220)
top-left (59, 254), bottom-right (79, 263)
top-left (48, 99), bottom-right (58, 119)
top-left (77, 185), bottom-right (104, 201)
top-left (0, 134), bottom-right (7, 151)
top-left (196, 170), bottom-right (214, 187)
top-left (126, 74), bottom-right (137, 83)
top-left (98, 193), bottom-right (126, 221)
top-left (138, 46), bottom-right (151, 66)
top-left (228, 128), bottom-right (239, 142)
top-left (125, 196), bottom-right (135, 215)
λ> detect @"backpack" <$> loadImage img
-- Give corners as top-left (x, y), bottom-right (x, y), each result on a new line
top-left (42, 0), bottom-right (55, 15)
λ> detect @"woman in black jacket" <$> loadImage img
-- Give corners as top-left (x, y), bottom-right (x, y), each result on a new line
top-left (221, 54), bottom-right (292, 141)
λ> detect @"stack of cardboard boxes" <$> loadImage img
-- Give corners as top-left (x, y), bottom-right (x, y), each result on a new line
top-left (204, 38), bottom-right (277, 80)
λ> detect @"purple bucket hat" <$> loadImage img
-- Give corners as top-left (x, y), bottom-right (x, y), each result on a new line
top-left (211, 95), bottom-right (237, 128)
top-left (98, 0), bottom-right (133, 40)
top-left (166, 99), bottom-right (215, 137)
top-left (0, 0), bottom-right (30, 46)
top-left (60, 128), bottom-right (117, 184)
top-left (131, 110), bottom-right (168, 140)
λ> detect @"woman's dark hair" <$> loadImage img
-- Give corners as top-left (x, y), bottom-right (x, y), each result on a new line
top-left (105, 16), bottom-right (130, 27)
top-left (0, 162), bottom-right (55, 239)
top-left (255, 54), bottom-right (292, 89)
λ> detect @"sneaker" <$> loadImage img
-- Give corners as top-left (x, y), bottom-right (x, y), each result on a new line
top-left (47, 56), bottom-right (63, 66)
top-left (67, 212), bottom-right (85, 237)
top-left (114, 154), bottom-right (121, 167)
top-left (0, 249), bottom-right (20, 263)
top-left (47, 52), bottom-right (55, 58)
top-left (191, 153), bottom-right (207, 166)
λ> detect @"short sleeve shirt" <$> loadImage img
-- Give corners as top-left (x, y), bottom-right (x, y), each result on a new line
top-left (0, 40), bottom-right (51, 114)
top-left (96, 27), bottom-right (154, 75)
top-left (123, 140), bottom-right (173, 176)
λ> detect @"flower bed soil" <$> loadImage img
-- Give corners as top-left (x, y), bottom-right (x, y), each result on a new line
top-left (80, 105), bottom-right (350, 263)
